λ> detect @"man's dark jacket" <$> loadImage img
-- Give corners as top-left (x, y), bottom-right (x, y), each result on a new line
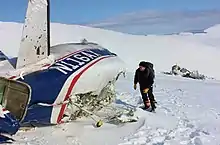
top-left (134, 62), bottom-right (155, 89)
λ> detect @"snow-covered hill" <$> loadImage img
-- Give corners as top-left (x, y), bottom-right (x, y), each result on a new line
top-left (0, 22), bottom-right (220, 80)
top-left (87, 10), bottom-right (220, 35)
top-left (0, 22), bottom-right (220, 145)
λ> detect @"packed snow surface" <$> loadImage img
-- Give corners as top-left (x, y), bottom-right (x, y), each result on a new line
top-left (0, 22), bottom-right (220, 145)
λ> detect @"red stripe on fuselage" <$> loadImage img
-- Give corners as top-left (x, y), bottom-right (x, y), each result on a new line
top-left (56, 48), bottom-right (88, 61)
top-left (56, 55), bottom-right (114, 123)
top-left (8, 76), bottom-right (16, 80)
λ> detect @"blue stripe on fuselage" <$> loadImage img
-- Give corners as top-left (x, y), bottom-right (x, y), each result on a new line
top-left (17, 48), bottom-right (116, 124)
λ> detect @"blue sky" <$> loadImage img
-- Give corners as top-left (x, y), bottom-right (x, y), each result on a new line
top-left (0, 0), bottom-right (220, 24)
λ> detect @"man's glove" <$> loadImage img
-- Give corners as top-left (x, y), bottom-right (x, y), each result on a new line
top-left (133, 84), bottom-right (137, 90)
top-left (143, 88), bottom-right (149, 93)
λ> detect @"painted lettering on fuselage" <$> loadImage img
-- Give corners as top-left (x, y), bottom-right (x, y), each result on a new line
top-left (50, 49), bottom-right (111, 74)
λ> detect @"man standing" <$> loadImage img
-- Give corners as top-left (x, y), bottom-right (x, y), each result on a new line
top-left (134, 61), bottom-right (157, 112)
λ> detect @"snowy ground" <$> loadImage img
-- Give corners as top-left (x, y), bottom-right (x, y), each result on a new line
top-left (5, 72), bottom-right (220, 145)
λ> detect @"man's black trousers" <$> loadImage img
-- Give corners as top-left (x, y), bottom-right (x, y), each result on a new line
top-left (140, 86), bottom-right (156, 110)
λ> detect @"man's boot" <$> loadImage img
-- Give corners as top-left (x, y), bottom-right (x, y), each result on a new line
top-left (149, 98), bottom-right (156, 112)
top-left (144, 98), bottom-right (151, 109)
top-left (150, 107), bottom-right (156, 112)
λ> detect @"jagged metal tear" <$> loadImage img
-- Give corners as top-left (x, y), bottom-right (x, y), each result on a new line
top-left (64, 80), bottom-right (116, 120)
top-left (63, 71), bottom-right (131, 123)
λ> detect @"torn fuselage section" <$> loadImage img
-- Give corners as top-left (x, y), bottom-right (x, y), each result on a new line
top-left (0, 44), bottom-right (126, 137)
